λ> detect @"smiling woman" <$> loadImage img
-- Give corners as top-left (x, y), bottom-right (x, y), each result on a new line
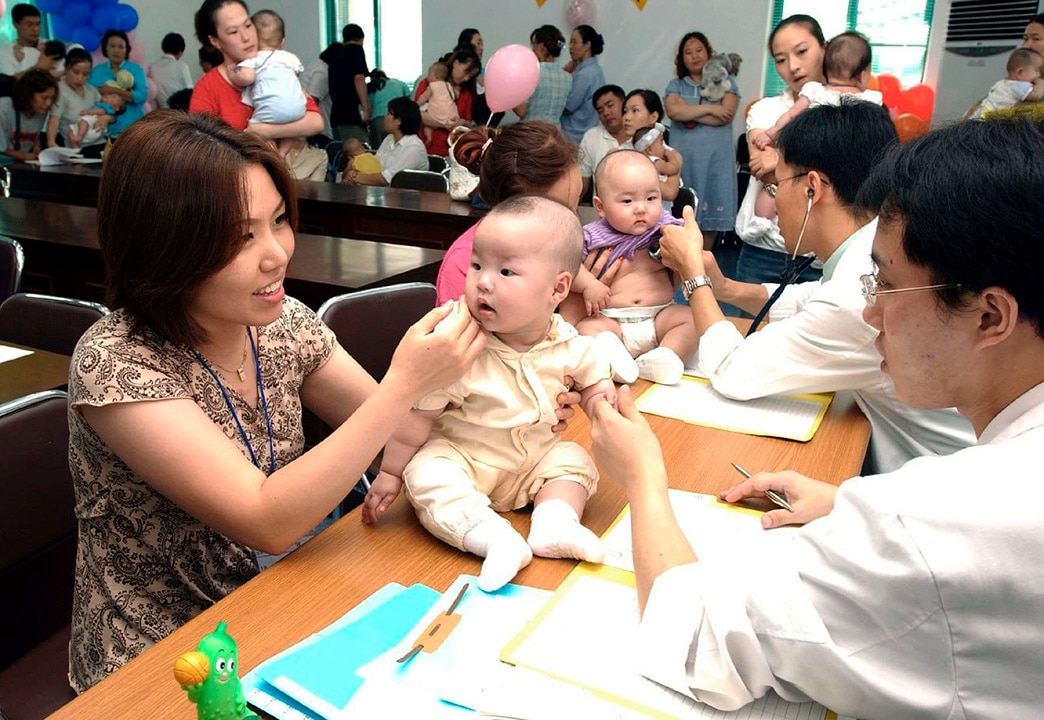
top-left (66, 110), bottom-right (485, 693)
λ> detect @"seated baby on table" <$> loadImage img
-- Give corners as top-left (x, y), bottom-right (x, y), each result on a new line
top-left (564, 149), bottom-right (698, 386)
top-left (68, 80), bottom-right (126, 148)
top-left (363, 195), bottom-right (617, 592)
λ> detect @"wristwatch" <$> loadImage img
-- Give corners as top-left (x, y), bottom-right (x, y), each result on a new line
top-left (681, 275), bottom-right (713, 300)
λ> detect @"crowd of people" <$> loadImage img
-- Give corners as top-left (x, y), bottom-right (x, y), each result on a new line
top-left (13, 2), bottom-right (1041, 716)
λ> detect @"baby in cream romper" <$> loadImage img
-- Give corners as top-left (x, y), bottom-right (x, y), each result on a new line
top-left (363, 196), bottom-right (619, 591)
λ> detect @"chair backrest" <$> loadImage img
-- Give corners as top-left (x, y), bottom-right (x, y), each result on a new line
top-left (389, 169), bottom-right (450, 193)
top-left (325, 143), bottom-right (347, 182)
top-left (427, 154), bottom-right (447, 174)
top-left (316, 282), bottom-right (436, 381)
top-left (0, 390), bottom-right (76, 669)
top-left (0, 236), bottom-right (24, 305)
top-left (671, 186), bottom-right (698, 219)
top-left (0, 293), bottom-right (109, 356)
top-left (736, 132), bottom-right (753, 201)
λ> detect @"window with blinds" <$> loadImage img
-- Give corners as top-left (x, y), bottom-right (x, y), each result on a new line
top-left (764, 0), bottom-right (937, 95)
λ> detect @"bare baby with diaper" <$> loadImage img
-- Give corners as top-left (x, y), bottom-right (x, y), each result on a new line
top-left (564, 149), bottom-right (698, 385)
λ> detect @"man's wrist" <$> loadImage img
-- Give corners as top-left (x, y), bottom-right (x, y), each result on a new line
top-left (681, 274), bottom-right (713, 300)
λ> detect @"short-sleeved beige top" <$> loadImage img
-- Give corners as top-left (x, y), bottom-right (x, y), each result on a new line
top-left (67, 297), bottom-right (335, 692)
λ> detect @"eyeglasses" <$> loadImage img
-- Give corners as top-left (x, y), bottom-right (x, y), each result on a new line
top-left (859, 268), bottom-right (961, 307)
top-left (763, 171), bottom-right (810, 198)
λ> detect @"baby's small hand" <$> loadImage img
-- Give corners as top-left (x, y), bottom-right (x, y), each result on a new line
top-left (752, 132), bottom-right (771, 150)
top-left (582, 282), bottom-right (611, 316)
top-left (362, 471), bottom-right (403, 525)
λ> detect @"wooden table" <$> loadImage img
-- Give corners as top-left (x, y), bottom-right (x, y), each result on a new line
top-left (0, 342), bottom-right (70, 404)
top-left (7, 163), bottom-right (483, 249)
top-left (48, 383), bottom-right (869, 718)
top-left (0, 198), bottom-right (445, 310)
top-left (6, 164), bottom-right (600, 251)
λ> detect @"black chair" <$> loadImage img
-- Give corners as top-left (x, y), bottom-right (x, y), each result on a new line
top-left (389, 169), bottom-right (449, 193)
top-left (427, 154), bottom-right (447, 173)
top-left (325, 143), bottom-right (347, 182)
top-left (671, 186), bottom-right (697, 219)
top-left (736, 132), bottom-right (753, 202)
top-left (0, 293), bottom-right (109, 356)
top-left (316, 283), bottom-right (437, 510)
top-left (0, 390), bottom-right (77, 719)
top-left (317, 282), bottom-right (437, 384)
top-left (0, 236), bottom-right (24, 305)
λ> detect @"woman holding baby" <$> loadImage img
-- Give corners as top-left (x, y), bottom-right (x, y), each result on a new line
top-left (190, 0), bottom-right (323, 139)
top-left (734, 14), bottom-right (827, 284)
top-left (664, 31), bottom-right (739, 250)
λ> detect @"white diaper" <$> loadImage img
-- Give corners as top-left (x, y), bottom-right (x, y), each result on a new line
top-left (599, 304), bottom-right (670, 356)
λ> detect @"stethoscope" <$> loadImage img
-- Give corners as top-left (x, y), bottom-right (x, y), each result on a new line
top-left (746, 188), bottom-right (817, 336)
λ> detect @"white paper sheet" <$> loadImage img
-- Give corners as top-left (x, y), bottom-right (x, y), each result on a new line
top-left (0, 345), bottom-right (32, 364)
top-left (635, 376), bottom-right (831, 441)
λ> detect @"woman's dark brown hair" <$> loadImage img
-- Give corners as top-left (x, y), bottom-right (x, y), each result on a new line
top-left (12, 69), bottom-right (57, 115)
top-left (99, 110), bottom-right (297, 346)
top-left (674, 31), bottom-right (713, 79)
top-left (452, 120), bottom-right (577, 206)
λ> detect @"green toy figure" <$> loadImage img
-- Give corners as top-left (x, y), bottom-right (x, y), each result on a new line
top-left (173, 621), bottom-right (258, 720)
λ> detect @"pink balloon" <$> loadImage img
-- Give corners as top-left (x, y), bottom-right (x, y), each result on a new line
top-left (91, 47), bottom-right (106, 67)
top-left (565, 0), bottom-right (596, 28)
top-left (0, 2), bottom-right (6, 17)
top-left (127, 30), bottom-right (145, 66)
top-left (484, 44), bottom-right (540, 113)
top-left (145, 76), bottom-right (157, 103)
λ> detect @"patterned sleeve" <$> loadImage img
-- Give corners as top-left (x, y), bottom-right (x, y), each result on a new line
top-left (69, 314), bottom-right (193, 409)
top-left (282, 296), bottom-right (337, 377)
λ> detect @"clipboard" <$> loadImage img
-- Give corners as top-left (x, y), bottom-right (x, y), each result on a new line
top-left (635, 375), bottom-right (833, 442)
top-left (502, 561), bottom-right (835, 720)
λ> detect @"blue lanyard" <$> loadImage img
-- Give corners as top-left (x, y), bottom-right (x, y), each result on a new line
top-left (191, 327), bottom-right (276, 475)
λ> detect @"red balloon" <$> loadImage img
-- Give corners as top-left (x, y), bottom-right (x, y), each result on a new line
top-left (876, 73), bottom-right (901, 110)
top-left (894, 113), bottom-right (928, 143)
top-left (898, 83), bottom-right (935, 122)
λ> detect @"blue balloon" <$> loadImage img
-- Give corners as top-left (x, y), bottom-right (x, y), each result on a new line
top-left (93, 0), bottom-right (119, 5)
top-left (49, 15), bottom-right (73, 41)
top-left (114, 4), bottom-right (138, 32)
top-left (61, 1), bottom-right (91, 27)
top-left (71, 25), bottom-right (100, 53)
top-left (91, 6), bottom-right (119, 34)
top-left (36, 0), bottom-right (65, 14)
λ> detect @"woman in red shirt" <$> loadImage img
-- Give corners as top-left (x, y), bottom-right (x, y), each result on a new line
top-left (190, 0), bottom-right (323, 138)
top-left (415, 46), bottom-right (480, 156)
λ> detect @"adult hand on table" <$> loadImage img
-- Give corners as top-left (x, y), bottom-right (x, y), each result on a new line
top-left (719, 470), bottom-right (838, 529)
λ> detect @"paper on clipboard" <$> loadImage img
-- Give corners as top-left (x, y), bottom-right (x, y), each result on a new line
top-left (635, 376), bottom-right (832, 442)
top-left (501, 563), bottom-right (831, 720)
top-left (601, 490), bottom-right (782, 574)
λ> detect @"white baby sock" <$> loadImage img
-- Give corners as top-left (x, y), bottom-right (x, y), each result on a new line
top-left (595, 331), bottom-right (639, 384)
top-left (527, 498), bottom-right (605, 563)
top-left (635, 346), bottom-right (684, 385)
top-left (463, 518), bottom-right (533, 592)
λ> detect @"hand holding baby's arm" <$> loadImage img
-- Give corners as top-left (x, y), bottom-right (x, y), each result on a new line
top-left (362, 408), bottom-right (441, 525)
top-left (751, 131), bottom-right (773, 150)
top-left (578, 377), bottom-right (617, 418)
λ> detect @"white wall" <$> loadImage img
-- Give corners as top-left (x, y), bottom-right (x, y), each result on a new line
top-left (121, 0), bottom-right (323, 82)
top-left (422, 0), bottom-right (774, 133)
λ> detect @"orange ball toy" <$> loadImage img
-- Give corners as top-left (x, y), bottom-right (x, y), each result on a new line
top-left (173, 650), bottom-right (210, 687)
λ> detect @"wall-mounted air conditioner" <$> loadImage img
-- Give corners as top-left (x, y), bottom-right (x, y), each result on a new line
top-left (932, 0), bottom-right (1042, 125)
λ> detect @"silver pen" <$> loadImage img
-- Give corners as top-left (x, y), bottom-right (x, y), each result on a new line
top-left (730, 462), bottom-right (794, 512)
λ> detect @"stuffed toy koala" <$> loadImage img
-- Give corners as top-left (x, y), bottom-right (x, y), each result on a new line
top-left (699, 53), bottom-right (742, 101)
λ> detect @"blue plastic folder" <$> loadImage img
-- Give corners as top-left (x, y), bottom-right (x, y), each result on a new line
top-left (243, 582), bottom-right (440, 719)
